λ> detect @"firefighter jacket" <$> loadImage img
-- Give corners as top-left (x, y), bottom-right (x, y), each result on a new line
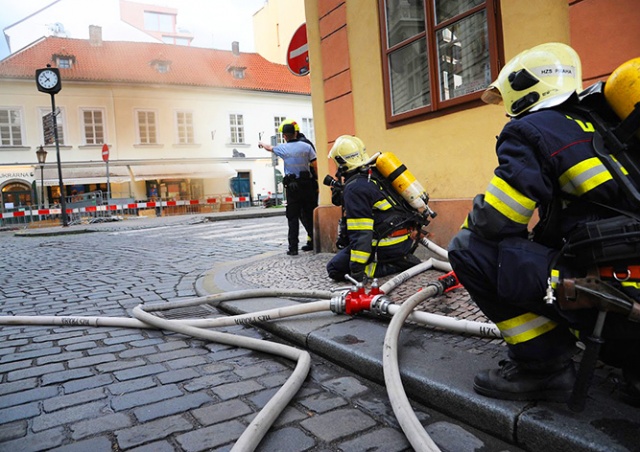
top-left (342, 170), bottom-right (413, 278)
top-left (449, 102), bottom-right (640, 358)
top-left (463, 105), bottom-right (637, 248)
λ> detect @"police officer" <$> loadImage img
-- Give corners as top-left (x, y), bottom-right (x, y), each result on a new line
top-left (448, 43), bottom-right (640, 403)
top-left (279, 118), bottom-right (318, 251)
top-left (326, 135), bottom-right (421, 282)
top-left (259, 123), bottom-right (317, 255)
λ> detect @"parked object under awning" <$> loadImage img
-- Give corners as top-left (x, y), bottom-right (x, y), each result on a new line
top-left (40, 162), bottom-right (236, 186)
top-left (128, 163), bottom-right (236, 181)
top-left (42, 166), bottom-right (131, 186)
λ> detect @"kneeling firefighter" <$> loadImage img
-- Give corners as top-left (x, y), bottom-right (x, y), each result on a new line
top-left (448, 43), bottom-right (640, 407)
top-left (326, 135), bottom-right (431, 282)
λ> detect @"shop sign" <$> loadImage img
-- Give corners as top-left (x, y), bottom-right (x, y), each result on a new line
top-left (0, 167), bottom-right (35, 183)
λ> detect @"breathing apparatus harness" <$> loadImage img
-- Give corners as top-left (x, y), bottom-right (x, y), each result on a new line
top-left (325, 152), bottom-right (436, 259)
top-left (538, 81), bottom-right (640, 412)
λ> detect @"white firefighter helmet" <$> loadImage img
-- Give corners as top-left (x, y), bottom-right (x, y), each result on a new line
top-left (482, 42), bottom-right (583, 117)
top-left (328, 135), bottom-right (370, 172)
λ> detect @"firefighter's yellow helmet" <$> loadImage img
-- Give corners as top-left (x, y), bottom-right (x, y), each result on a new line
top-left (328, 135), bottom-right (369, 172)
top-left (278, 118), bottom-right (300, 134)
top-left (482, 42), bottom-right (583, 117)
top-left (604, 57), bottom-right (640, 139)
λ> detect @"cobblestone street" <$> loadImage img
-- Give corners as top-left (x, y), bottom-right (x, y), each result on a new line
top-left (0, 214), bottom-right (522, 452)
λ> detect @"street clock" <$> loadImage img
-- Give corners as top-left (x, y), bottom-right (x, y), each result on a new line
top-left (35, 67), bottom-right (62, 94)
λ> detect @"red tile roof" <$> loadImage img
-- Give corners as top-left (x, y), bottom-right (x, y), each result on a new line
top-left (0, 36), bottom-right (311, 95)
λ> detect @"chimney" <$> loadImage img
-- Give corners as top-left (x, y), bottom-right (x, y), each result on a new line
top-left (232, 41), bottom-right (240, 56)
top-left (89, 25), bottom-right (103, 46)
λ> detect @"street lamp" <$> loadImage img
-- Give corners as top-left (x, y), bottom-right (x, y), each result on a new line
top-left (36, 146), bottom-right (48, 209)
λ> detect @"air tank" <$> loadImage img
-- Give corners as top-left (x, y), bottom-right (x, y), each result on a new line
top-left (375, 152), bottom-right (428, 211)
top-left (604, 57), bottom-right (640, 140)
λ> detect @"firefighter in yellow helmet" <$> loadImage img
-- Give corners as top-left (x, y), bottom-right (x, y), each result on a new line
top-left (448, 43), bottom-right (640, 404)
top-left (326, 135), bottom-right (421, 282)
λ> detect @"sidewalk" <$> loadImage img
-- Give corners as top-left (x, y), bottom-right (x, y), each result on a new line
top-left (13, 205), bottom-right (639, 451)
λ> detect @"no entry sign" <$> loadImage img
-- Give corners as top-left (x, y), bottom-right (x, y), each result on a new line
top-left (102, 143), bottom-right (110, 162)
top-left (287, 23), bottom-right (309, 76)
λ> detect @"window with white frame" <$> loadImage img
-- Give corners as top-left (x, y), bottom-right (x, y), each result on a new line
top-left (81, 108), bottom-right (105, 145)
top-left (56, 57), bottom-right (74, 69)
top-left (301, 117), bottom-right (315, 145)
top-left (229, 114), bottom-right (244, 144)
top-left (379, 0), bottom-right (502, 123)
top-left (136, 110), bottom-right (158, 144)
top-left (274, 116), bottom-right (286, 144)
top-left (0, 108), bottom-right (24, 146)
top-left (175, 111), bottom-right (194, 144)
top-left (39, 107), bottom-right (65, 145)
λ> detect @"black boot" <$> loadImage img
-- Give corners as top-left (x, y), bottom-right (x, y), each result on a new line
top-left (620, 368), bottom-right (640, 406)
top-left (474, 359), bottom-right (576, 402)
top-left (301, 242), bottom-right (313, 252)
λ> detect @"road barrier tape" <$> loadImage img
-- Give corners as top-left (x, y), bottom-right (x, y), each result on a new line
top-left (0, 196), bottom-right (252, 219)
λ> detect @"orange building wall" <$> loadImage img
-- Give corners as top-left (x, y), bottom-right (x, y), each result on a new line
top-left (318, 1), bottom-right (355, 147)
top-left (569, 0), bottom-right (640, 85)
top-left (307, 0), bottom-right (638, 253)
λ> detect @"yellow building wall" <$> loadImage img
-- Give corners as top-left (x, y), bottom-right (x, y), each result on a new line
top-left (305, 0), bottom-right (571, 249)
top-left (339, 0), bottom-right (570, 199)
top-left (254, 0), bottom-right (308, 65)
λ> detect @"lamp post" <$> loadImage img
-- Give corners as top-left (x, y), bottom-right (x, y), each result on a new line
top-left (36, 146), bottom-right (48, 209)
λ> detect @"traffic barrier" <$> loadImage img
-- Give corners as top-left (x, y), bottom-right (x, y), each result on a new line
top-left (0, 196), bottom-right (256, 226)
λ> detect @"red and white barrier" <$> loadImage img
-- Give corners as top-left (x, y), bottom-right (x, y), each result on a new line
top-left (0, 196), bottom-right (253, 220)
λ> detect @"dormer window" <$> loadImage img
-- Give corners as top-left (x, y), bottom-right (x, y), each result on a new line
top-left (151, 59), bottom-right (171, 73)
top-left (53, 54), bottom-right (75, 69)
top-left (227, 65), bottom-right (246, 79)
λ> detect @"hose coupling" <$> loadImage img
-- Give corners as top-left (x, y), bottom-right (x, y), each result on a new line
top-left (330, 292), bottom-right (348, 314)
top-left (369, 294), bottom-right (393, 316)
top-left (437, 271), bottom-right (462, 293)
top-left (426, 281), bottom-right (446, 297)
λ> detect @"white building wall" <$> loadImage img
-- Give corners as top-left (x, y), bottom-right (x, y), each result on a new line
top-left (0, 77), bottom-right (313, 202)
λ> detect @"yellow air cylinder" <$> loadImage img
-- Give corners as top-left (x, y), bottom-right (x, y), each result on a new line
top-left (376, 152), bottom-right (427, 211)
top-left (604, 57), bottom-right (640, 139)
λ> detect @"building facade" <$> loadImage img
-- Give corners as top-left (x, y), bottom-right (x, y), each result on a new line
top-left (0, 30), bottom-right (312, 214)
top-left (303, 0), bottom-right (640, 251)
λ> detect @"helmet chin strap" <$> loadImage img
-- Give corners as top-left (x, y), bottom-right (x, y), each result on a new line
top-left (528, 90), bottom-right (576, 113)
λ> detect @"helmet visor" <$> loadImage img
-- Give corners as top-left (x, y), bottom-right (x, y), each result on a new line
top-left (481, 85), bottom-right (502, 105)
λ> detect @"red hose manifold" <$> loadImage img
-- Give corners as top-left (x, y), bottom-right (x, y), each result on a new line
top-left (330, 277), bottom-right (391, 315)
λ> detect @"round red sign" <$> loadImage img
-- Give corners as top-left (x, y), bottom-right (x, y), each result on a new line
top-left (102, 143), bottom-right (109, 162)
top-left (287, 23), bottom-right (309, 76)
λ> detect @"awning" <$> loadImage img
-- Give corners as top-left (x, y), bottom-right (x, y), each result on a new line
top-left (40, 162), bottom-right (236, 186)
top-left (129, 163), bottom-right (236, 181)
top-left (42, 166), bottom-right (131, 186)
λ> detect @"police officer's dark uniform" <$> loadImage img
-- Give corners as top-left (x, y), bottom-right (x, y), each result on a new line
top-left (260, 124), bottom-right (317, 255)
top-left (279, 119), bottom-right (319, 251)
top-left (448, 43), bottom-right (640, 403)
top-left (326, 135), bottom-right (420, 282)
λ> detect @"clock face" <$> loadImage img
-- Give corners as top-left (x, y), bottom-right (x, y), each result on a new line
top-left (38, 70), bottom-right (59, 89)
